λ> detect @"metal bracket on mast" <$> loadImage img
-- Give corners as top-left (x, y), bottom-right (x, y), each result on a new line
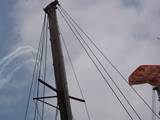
top-left (38, 78), bottom-right (58, 92)
top-left (37, 78), bottom-right (85, 103)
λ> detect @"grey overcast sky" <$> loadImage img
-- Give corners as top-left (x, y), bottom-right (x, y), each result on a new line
top-left (1, 0), bottom-right (160, 120)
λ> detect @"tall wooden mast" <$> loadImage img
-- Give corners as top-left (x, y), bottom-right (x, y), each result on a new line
top-left (44, 1), bottom-right (73, 120)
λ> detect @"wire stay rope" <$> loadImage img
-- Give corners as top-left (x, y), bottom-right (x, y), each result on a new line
top-left (24, 14), bottom-right (47, 120)
top-left (59, 31), bottom-right (91, 120)
top-left (57, 8), bottom-right (134, 120)
top-left (58, 7), bottom-right (143, 120)
top-left (25, 4), bottom-right (160, 120)
top-left (55, 106), bottom-right (59, 120)
top-left (58, 5), bottom-right (160, 119)
top-left (32, 13), bottom-right (47, 101)
top-left (57, 7), bottom-right (142, 120)
top-left (41, 15), bottom-right (48, 120)
top-left (34, 26), bottom-right (44, 120)
top-left (34, 81), bottom-right (40, 120)
top-left (34, 13), bottom-right (48, 120)
top-left (34, 100), bottom-right (43, 120)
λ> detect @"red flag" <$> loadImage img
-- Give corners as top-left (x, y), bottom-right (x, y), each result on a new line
top-left (129, 65), bottom-right (160, 86)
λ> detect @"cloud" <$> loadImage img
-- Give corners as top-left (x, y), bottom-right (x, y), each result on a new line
top-left (2, 0), bottom-right (160, 120)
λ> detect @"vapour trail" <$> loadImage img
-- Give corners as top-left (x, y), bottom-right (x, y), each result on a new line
top-left (0, 59), bottom-right (35, 88)
top-left (0, 46), bottom-right (36, 74)
top-left (0, 46), bottom-right (34, 66)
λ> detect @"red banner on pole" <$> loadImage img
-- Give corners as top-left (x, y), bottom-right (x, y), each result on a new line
top-left (129, 65), bottom-right (160, 86)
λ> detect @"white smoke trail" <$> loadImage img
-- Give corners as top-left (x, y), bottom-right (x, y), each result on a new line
top-left (0, 46), bottom-right (34, 66)
top-left (0, 59), bottom-right (35, 88)
top-left (0, 46), bottom-right (36, 74)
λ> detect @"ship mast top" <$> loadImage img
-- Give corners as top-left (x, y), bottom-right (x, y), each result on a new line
top-left (44, 1), bottom-right (73, 120)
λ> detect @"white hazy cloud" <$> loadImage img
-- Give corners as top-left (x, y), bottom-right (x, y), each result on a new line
top-left (5, 0), bottom-right (160, 120)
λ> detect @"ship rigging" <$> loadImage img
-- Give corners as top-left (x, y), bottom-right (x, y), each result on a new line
top-left (24, 1), bottom-right (160, 120)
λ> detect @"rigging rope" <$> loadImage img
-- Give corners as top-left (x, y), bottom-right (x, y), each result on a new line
top-left (58, 6), bottom-right (142, 120)
top-left (34, 13), bottom-right (48, 120)
top-left (24, 14), bottom-right (47, 120)
top-left (25, 4), bottom-right (160, 120)
top-left (57, 8), bottom-right (134, 120)
top-left (34, 81), bottom-right (40, 120)
top-left (59, 31), bottom-right (92, 120)
top-left (34, 100), bottom-right (43, 120)
top-left (24, 13), bottom-right (50, 120)
top-left (41, 14), bottom-right (48, 120)
top-left (55, 107), bottom-right (59, 120)
top-left (58, 6), bottom-right (160, 119)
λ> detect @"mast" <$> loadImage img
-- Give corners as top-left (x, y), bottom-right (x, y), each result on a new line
top-left (44, 1), bottom-right (73, 120)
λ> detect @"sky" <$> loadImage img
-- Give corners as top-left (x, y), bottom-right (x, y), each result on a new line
top-left (1, 0), bottom-right (160, 120)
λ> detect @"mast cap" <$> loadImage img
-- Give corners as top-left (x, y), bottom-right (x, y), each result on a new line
top-left (44, 0), bottom-right (59, 13)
